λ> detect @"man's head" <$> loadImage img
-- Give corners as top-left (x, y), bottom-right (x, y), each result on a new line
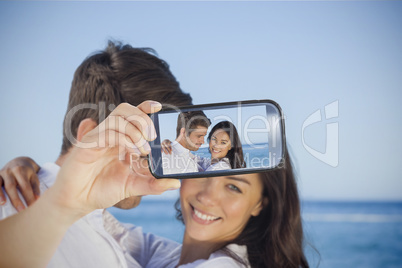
top-left (60, 40), bottom-right (192, 209)
top-left (175, 111), bottom-right (211, 151)
top-left (61, 40), bottom-right (192, 155)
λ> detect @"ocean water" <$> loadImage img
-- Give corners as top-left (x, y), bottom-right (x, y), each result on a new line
top-left (108, 198), bottom-right (402, 268)
top-left (302, 201), bottom-right (402, 268)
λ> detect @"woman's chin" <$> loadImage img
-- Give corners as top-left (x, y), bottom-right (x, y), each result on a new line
top-left (211, 155), bottom-right (222, 161)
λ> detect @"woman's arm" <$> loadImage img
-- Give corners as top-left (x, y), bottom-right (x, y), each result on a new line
top-left (0, 101), bottom-right (181, 267)
top-left (0, 156), bottom-right (41, 210)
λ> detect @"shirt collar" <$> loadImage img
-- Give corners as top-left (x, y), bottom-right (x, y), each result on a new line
top-left (37, 162), bottom-right (60, 188)
top-left (172, 140), bottom-right (191, 155)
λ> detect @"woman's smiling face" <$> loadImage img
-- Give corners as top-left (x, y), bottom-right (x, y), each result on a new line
top-left (180, 173), bottom-right (264, 243)
top-left (209, 129), bottom-right (232, 160)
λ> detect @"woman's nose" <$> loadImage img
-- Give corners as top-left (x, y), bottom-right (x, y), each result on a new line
top-left (196, 179), bottom-right (219, 207)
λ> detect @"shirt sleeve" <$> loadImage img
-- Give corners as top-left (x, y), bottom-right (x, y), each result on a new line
top-left (112, 220), bottom-right (181, 268)
top-left (0, 187), bottom-right (25, 219)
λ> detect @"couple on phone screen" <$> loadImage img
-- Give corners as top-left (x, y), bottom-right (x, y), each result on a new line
top-left (162, 111), bottom-right (246, 175)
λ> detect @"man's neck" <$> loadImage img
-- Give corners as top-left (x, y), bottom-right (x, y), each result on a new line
top-left (177, 138), bottom-right (189, 151)
top-left (54, 152), bottom-right (70, 167)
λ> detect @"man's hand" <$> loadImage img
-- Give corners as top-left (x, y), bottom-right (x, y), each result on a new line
top-left (161, 139), bottom-right (173, 154)
top-left (0, 157), bottom-right (40, 210)
top-left (49, 101), bottom-right (180, 215)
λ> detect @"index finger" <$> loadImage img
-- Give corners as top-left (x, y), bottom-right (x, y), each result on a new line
top-left (15, 178), bottom-right (36, 206)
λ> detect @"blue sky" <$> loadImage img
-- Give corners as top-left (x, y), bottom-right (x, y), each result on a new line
top-left (0, 1), bottom-right (401, 201)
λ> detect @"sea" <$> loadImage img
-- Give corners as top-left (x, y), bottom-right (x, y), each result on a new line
top-left (108, 198), bottom-right (402, 268)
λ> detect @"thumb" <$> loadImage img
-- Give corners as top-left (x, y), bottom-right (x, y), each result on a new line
top-left (136, 100), bottom-right (162, 114)
top-left (149, 179), bottom-right (181, 195)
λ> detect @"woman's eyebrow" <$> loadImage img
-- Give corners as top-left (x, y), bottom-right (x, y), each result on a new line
top-left (212, 135), bottom-right (228, 142)
top-left (226, 176), bottom-right (251, 185)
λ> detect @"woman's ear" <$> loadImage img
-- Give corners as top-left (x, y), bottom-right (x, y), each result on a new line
top-left (251, 197), bottom-right (269, 217)
top-left (76, 118), bottom-right (98, 142)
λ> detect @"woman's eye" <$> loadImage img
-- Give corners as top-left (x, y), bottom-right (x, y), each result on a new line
top-left (228, 184), bottom-right (242, 193)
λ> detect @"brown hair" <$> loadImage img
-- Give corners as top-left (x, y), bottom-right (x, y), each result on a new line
top-left (175, 150), bottom-right (310, 267)
top-left (207, 120), bottom-right (246, 169)
top-left (231, 150), bottom-right (309, 267)
top-left (61, 40), bottom-right (192, 155)
top-left (175, 111), bottom-right (211, 138)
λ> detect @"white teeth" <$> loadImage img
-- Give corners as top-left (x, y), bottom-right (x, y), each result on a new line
top-left (194, 208), bottom-right (219, 221)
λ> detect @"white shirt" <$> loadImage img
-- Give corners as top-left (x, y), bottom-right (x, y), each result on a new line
top-left (103, 210), bottom-right (181, 268)
top-left (162, 141), bottom-right (200, 175)
top-left (0, 163), bottom-right (249, 268)
top-left (200, 157), bottom-right (232, 172)
top-left (140, 241), bottom-right (249, 268)
top-left (0, 162), bottom-right (138, 268)
top-left (106, 214), bottom-right (250, 268)
top-left (179, 244), bottom-right (250, 268)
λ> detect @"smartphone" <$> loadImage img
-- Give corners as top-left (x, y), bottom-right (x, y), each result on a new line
top-left (148, 99), bottom-right (285, 179)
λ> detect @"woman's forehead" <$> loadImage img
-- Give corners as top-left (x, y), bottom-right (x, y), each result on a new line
top-left (226, 173), bottom-right (260, 182)
top-left (213, 129), bottom-right (230, 137)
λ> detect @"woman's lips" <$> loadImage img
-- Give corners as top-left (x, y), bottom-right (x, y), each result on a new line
top-left (191, 205), bottom-right (221, 224)
top-left (211, 148), bottom-right (221, 155)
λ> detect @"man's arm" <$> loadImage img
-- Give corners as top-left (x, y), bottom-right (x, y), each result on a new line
top-left (0, 101), bottom-right (180, 267)
top-left (0, 188), bottom-right (81, 267)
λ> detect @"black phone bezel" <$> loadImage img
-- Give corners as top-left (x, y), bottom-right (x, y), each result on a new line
top-left (148, 99), bottom-right (286, 179)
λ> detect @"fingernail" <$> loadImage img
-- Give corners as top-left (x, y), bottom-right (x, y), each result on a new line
top-left (150, 101), bottom-right (162, 107)
top-left (17, 204), bottom-right (25, 212)
top-left (150, 101), bottom-right (162, 114)
top-left (0, 199), bottom-right (6, 205)
top-left (167, 188), bottom-right (179, 191)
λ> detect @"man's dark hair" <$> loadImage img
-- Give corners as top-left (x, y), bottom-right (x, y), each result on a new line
top-left (175, 111), bottom-right (211, 138)
top-left (61, 40), bottom-right (192, 155)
